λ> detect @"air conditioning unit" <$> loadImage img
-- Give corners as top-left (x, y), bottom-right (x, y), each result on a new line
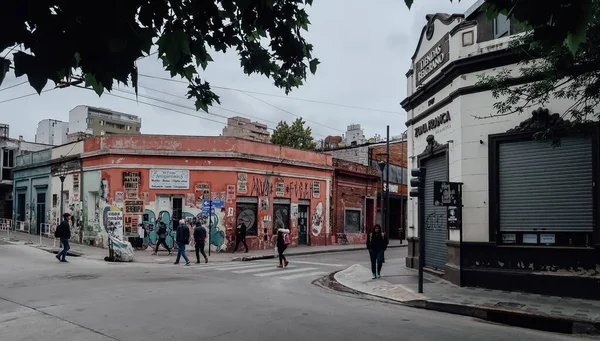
top-left (5, 192), bottom-right (13, 201)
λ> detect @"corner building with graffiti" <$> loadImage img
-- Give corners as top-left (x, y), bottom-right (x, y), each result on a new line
top-left (80, 135), bottom-right (332, 251)
top-left (403, 3), bottom-right (600, 299)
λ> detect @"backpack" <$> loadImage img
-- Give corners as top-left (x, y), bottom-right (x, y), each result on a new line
top-left (54, 225), bottom-right (60, 238)
top-left (284, 233), bottom-right (291, 245)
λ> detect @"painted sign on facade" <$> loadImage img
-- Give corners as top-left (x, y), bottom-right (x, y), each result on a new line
top-left (237, 173), bottom-right (247, 194)
top-left (124, 200), bottom-right (144, 214)
top-left (415, 33), bottom-right (450, 86)
top-left (123, 171), bottom-right (141, 199)
top-left (312, 181), bottom-right (321, 199)
top-left (149, 169), bottom-right (190, 189)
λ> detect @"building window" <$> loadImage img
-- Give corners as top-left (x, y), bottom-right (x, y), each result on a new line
top-left (494, 13), bottom-right (510, 39)
top-left (3, 149), bottom-right (14, 168)
top-left (344, 209), bottom-right (362, 233)
top-left (462, 31), bottom-right (474, 46)
top-left (100, 120), bottom-right (105, 126)
top-left (86, 117), bottom-right (94, 124)
top-left (236, 200), bottom-right (258, 236)
top-left (52, 194), bottom-right (58, 207)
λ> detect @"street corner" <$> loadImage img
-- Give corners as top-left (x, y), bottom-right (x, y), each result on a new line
top-left (333, 264), bottom-right (426, 303)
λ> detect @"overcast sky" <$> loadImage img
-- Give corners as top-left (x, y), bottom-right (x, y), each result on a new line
top-left (0, 0), bottom-right (476, 143)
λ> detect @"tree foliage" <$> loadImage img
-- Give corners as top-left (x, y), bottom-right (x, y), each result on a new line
top-left (476, 0), bottom-right (600, 140)
top-left (0, 0), bottom-right (319, 112)
top-left (271, 118), bottom-right (317, 150)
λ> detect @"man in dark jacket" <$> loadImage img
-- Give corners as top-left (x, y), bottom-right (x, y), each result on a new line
top-left (193, 222), bottom-right (208, 264)
top-left (174, 219), bottom-right (191, 265)
top-left (152, 222), bottom-right (172, 255)
top-left (55, 213), bottom-right (72, 262)
top-left (233, 218), bottom-right (249, 253)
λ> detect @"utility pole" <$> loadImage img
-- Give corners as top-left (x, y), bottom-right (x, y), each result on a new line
top-left (385, 125), bottom-right (390, 237)
top-left (208, 200), bottom-right (212, 256)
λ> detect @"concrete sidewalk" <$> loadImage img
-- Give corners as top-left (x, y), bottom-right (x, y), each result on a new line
top-left (334, 260), bottom-right (600, 335)
top-left (2, 231), bottom-right (406, 264)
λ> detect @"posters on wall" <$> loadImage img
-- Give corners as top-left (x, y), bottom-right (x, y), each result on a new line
top-left (291, 203), bottom-right (299, 219)
top-left (312, 181), bottom-right (321, 199)
top-left (124, 215), bottom-right (139, 234)
top-left (276, 180), bottom-right (285, 197)
top-left (195, 183), bottom-right (210, 200)
top-left (124, 200), bottom-right (144, 214)
top-left (106, 210), bottom-right (123, 238)
top-left (237, 173), bottom-right (247, 194)
top-left (115, 192), bottom-right (124, 203)
top-left (141, 192), bottom-right (149, 203)
top-left (123, 171), bottom-right (141, 199)
top-left (186, 193), bottom-right (195, 207)
top-left (226, 185), bottom-right (236, 203)
top-left (149, 169), bottom-right (190, 189)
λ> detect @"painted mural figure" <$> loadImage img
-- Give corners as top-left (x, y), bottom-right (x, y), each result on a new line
top-left (152, 222), bottom-right (172, 255)
top-left (233, 218), bottom-right (249, 253)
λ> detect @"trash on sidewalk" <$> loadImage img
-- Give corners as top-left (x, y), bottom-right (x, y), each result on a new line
top-left (105, 235), bottom-right (134, 262)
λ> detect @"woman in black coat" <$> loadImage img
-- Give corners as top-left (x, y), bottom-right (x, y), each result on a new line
top-left (366, 224), bottom-right (389, 279)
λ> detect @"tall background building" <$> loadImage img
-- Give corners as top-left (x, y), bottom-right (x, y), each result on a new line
top-left (35, 119), bottom-right (69, 146)
top-left (222, 116), bottom-right (270, 143)
top-left (69, 105), bottom-right (142, 137)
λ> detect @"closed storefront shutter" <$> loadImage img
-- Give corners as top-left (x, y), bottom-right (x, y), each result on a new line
top-left (499, 137), bottom-right (593, 232)
top-left (423, 153), bottom-right (448, 270)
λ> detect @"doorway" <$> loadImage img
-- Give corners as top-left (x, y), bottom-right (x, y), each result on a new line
top-left (298, 205), bottom-right (309, 245)
top-left (172, 196), bottom-right (183, 229)
top-left (16, 192), bottom-right (25, 222)
top-left (36, 192), bottom-right (46, 235)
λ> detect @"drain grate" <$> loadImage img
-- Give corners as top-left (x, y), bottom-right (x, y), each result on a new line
top-left (494, 302), bottom-right (525, 309)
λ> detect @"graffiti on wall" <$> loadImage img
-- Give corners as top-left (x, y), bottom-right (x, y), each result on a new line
top-left (251, 177), bottom-right (273, 197)
top-left (312, 202), bottom-right (323, 236)
top-left (285, 181), bottom-right (312, 199)
top-left (236, 203), bottom-right (257, 236)
top-left (273, 204), bottom-right (290, 233)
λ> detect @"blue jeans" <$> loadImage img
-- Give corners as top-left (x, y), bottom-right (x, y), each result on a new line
top-left (58, 238), bottom-right (70, 260)
top-left (175, 243), bottom-right (190, 263)
top-left (369, 249), bottom-right (384, 275)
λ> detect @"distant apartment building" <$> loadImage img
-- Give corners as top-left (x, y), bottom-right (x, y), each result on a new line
top-left (69, 105), bottom-right (142, 136)
top-left (222, 116), bottom-right (270, 143)
top-left (343, 124), bottom-right (367, 146)
top-left (35, 119), bottom-right (69, 146)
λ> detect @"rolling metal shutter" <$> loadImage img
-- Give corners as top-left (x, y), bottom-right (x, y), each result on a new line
top-left (423, 153), bottom-right (448, 270)
top-left (499, 137), bottom-right (593, 232)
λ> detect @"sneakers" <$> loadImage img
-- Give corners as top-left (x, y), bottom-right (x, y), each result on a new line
top-left (185, 261), bottom-right (191, 266)
top-left (277, 264), bottom-right (283, 268)
top-left (284, 260), bottom-right (289, 268)
top-left (372, 274), bottom-right (376, 279)
top-left (151, 252), bottom-right (157, 255)
top-left (173, 262), bottom-right (179, 265)
top-left (377, 274), bottom-right (381, 279)
top-left (204, 257), bottom-right (208, 264)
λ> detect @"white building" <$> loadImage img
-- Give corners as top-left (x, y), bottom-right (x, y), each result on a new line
top-left (402, 3), bottom-right (598, 299)
top-left (35, 119), bottom-right (69, 146)
top-left (69, 105), bottom-right (142, 136)
top-left (343, 124), bottom-right (367, 146)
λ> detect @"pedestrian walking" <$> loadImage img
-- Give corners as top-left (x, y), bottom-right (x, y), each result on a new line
top-left (366, 224), bottom-right (389, 279)
top-left (193, 221), bottom-right (208, 264)
top-left (152, 222), bottom-right (172, 255)
top-left (274, 228), bottom-right (290, 268)
top-left (54, 213), bottom-right (72, 263)
top-left (174, 219), bottom-right (191, 266)
top-left (233, 218), bottom-right (249, 253)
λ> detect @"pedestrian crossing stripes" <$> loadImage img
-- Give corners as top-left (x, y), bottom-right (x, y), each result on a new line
top-left (186, 260), bottom-right (339, 281)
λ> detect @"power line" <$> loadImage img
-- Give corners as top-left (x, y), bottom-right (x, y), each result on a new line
top-left (137, 84), bottom-right (281, 126)
top-left (0, 80), bottom-right (27, 92)
top-left (241, 91), bottom-right (344, 134)
top-left (0, 88), bottom-right (56, 105)
top-left (137, 73), bottom-right (401, 115)
top-left (129, 85), bottom-right (330, 139)
top-left (75, 85), bottom-right (228, 126)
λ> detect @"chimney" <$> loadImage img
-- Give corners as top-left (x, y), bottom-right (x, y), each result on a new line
top-left (18, 135), bottom-right (23, 141)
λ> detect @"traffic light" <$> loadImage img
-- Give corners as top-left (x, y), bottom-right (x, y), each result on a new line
top-left (409, 167), bottom-right (426, 198)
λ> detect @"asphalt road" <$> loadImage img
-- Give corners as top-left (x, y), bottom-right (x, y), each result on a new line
top-left (0, 243), bottom-right (590, 341)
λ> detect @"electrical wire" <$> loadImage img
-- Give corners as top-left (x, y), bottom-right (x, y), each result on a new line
top-left (0, 88), bottom-right (56, 105)
top-left (137, 73), bottom-right (402, 115)
top-left (0, 80), bottom-right (28, 92)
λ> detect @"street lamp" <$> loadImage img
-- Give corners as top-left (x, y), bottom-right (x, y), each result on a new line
top-left (56, 163), bottom-right (68, 218)
top-left (378, 160), bottom-right (388, 235)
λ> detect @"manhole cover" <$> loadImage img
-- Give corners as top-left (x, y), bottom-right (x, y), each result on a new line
top-left (494, 302), bottom-right (525, 309)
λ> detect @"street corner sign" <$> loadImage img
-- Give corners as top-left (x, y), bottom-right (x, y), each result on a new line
top-left (433, 181), bottom-right (462, 206)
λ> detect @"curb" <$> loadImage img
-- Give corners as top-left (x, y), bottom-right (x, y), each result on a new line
top-left (233, 244), bottom-right (407, 262)
top-left (330, 270), bottom-right (600, 335)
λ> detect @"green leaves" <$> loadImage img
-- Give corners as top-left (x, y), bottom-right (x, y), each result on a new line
top-left (309, 58), bottom-right (320, 74)
top-left (404, 0), bottom-right (414, 9)
top-left (0, 58), bottom-right (9, 87)
top-left (0, 0), bottom-right (317, 114)
top-left (271, 118), bottom-right (317, 150)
